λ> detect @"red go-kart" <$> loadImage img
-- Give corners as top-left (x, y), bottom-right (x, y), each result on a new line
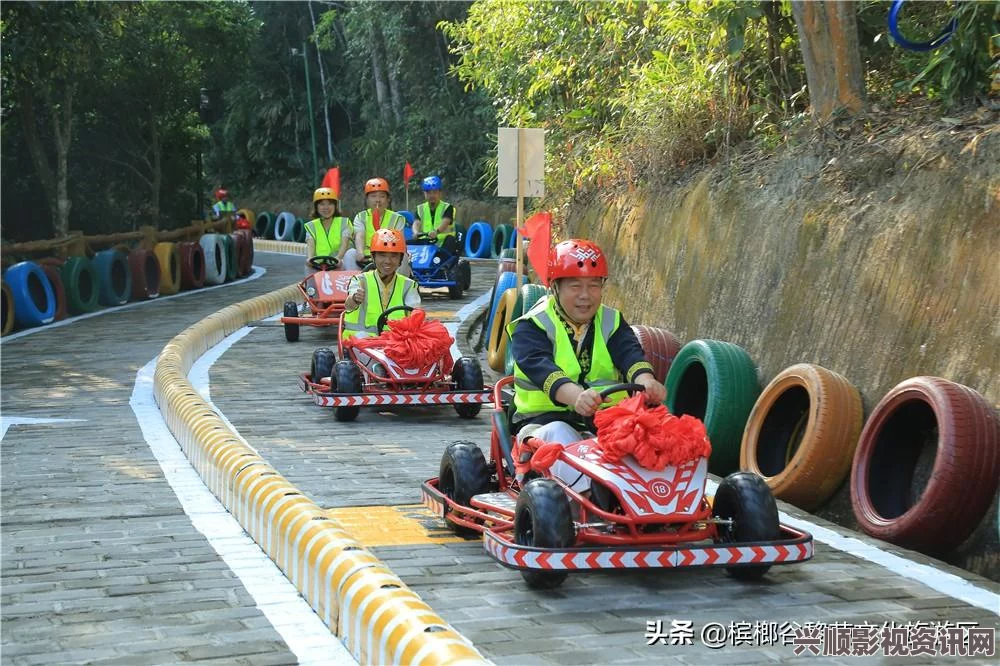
top-left (422, 380), bottom-right (813, 588)
top-left (281, 255), bottom-right (359, 342)
top-left (300, 305), bottom-right (493, 421)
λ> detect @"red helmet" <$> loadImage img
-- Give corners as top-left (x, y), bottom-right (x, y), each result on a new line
top-left (364, 178), bottom-right (390, 195)
top-left (215, 188), bottom-right (228, 200)
top-left (547, 239), bottom-right (609, 281)
top-left (234, 216), bottom-right (252, 230)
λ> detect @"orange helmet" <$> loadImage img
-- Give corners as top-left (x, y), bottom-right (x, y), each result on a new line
top-left (312, 187), bottom-right (338, 204)
top-left (364, 177), bottom-right (390, 195)
top-left (215, 188), bottom-right (228, 200)
top-left (370, 228), bottom-right (405, 254)
top-left (548, 239), bottom-right (609, 281)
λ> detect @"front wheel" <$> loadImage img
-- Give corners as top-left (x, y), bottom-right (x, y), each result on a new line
top-left (333, 360), bottom-right (362, 422)
top-left (514, 479), bottom-right (575, 589)
top-left (283, 301), bottom-right (300, 342)
top-left (458, 259), bottom-right (472, 291)
top-left (452, 357), bottom-right (484, 419)
top-left (713, 472), bottom-right (780, 581)
top-left (311, 348), bottom-right (336, 384)
top-left (439, 442), bottom-right (491, 537)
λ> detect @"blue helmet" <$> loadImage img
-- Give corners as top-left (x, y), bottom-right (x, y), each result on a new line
top-left (421, 175), bottom-right (442, 192)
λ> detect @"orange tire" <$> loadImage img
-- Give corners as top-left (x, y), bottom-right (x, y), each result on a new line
top-left (2, 280), bottom-right (14, 335)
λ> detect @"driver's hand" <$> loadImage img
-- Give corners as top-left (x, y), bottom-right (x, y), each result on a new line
top-left (635, 374), bottom-right (667, 404)
top-left (428, 229), bottom-right (437, 239)
top-left (574, 388), bottom-right (605, 418)
top-left (351, 284), bottom-right (365, 306)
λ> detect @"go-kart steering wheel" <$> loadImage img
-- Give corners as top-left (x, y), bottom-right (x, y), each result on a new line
top-left (308, 255), bottom-right (340, 270)
top-left (375, 305), bottom-right (415, 334)
top-left (597, 383), bottom-right (646, 399)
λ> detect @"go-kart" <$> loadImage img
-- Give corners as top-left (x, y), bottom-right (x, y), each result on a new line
top-left (300, 305), bottom-right (493, 421)
top-left (422, 379), bottom-right (813, 588)
top-left (407, 233), bottom-right (472, 299)
top-left (281, 255), bottom-right (359, 342)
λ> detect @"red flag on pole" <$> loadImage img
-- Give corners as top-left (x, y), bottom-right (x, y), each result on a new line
top-left (321, 168), bottom-right (341, 199)
top-left (402, 162), bottom-right (414, 186)
top-left (518, 211), bottom-right (553, 286)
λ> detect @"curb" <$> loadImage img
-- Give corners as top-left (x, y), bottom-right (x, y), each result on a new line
top-left (152, 240), bottom-right (488, 665)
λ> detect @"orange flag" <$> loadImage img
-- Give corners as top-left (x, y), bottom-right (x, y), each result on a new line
top-left (321, 168), bottom-right (341, 199)
top-left (518, 212), bottom-right (552, 286)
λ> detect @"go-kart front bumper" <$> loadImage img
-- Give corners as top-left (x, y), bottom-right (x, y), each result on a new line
top-left (301, 374), bottom-right (492, 407)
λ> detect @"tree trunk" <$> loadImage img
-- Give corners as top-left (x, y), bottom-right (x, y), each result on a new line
top-left (150, 109), bottom-right (162, 229)
top-left (50, 86), bottom-right (75, 238)
top-left (387, 54), bottom-right (404, 125)
top-left (18, 88), bottom-right (58, 233)
top-left (791, 0), bottom-right (865, 120)
top-left (308, 1), bottom-right (335, 163)
top-left (369, 20), bottom-right (391, 125)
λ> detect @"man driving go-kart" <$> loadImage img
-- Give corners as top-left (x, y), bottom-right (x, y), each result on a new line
top-left (342, 228), bottom-right (420, 345)
top-left (509, 239), bottom-right (667, 501)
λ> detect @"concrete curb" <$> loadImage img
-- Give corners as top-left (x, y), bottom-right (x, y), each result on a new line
top-left (151, 239), bottom-right (488, 665)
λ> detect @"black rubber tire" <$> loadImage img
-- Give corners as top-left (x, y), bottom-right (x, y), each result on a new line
top-left (333, 360), bottom-right (362, 422)
top-left (514, 479), bottom-right (575, 588)
top-left (439, 442), bottom-right (491, 536)
top-left (453, 357), bottom-right (484, 419)
top-left (283, 302), bottom-right (300, 342)
top-left (311, 347), bottom-right (336, 383)
top-left (713, 472), bottom-right (780, 581)
top-left (458, 259), bottom-right (472, 291)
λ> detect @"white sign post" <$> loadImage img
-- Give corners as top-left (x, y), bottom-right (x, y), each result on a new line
top-left (498, 127), bottom-right (545, 288)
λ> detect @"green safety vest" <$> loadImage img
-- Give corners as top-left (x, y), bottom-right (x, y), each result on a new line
top-left (361, 209), bottom-right (404, 251)
top-left (215, 201), bottom-right (235, 213)
top-left (508, 295), bottom-right (623, 419)
top-left (305, 217), bottom-right (350, 257)
top-left (415, 201), bottom-right (456, 244)
top-left (342, 270), bottom-right (416, 340)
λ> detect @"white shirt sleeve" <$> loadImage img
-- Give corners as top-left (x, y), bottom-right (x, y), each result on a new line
top-left (404, 281), bottom-right (422, 308)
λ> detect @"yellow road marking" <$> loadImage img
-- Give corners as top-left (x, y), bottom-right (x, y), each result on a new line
top-left (422, 310), bottom-right (458, 320)
top-left (323, 504), bottom-right (465, 546)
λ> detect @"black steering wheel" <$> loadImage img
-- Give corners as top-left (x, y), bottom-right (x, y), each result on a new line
top-left (409, 232), bottom-right (435, 244)
top-left (375, 305), bottom-right (415, 334)
top-left (308, 255), bottom-right (340, 270)
top-left (597, 383), bottom-right (646, 399)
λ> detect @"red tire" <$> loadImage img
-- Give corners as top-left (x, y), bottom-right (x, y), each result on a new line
top-left (128, 248), bottom-right (161, 300)
top-left (177, 241), bottom-right (206, 290)
top-left (497, 258), bottom-right (529, 277)
top-left (40, 263), bottom-right (68, 321)
top-left (850, 376), bottom-right (1000, 555)
top-left (233, 230), bottom-right (252, 277)
top-left (631, 325), bottom-right (681, 384)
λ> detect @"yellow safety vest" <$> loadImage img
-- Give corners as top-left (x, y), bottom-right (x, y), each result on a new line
top-left (342, 270), bottom-right (416, 340)
top-left (305, 217), bottom-right (350, 257)
top-left (508, 295), bottom-right (622, 419)
top-left (361, 209), bottom-right (405, 251)
top-left (415, 201), bottom-right (456, 245)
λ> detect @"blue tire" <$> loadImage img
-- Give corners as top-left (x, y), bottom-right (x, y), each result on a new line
top-left (486, 270), bottom-right (518, 345)
top-left (403, 226), bottom-right (414, 241)
top-left (464, 221), bottom-right (493, 258)
top-left (491, 224), bottom-right (514, 257)
top-left (399, 210), bottom-right (416, 226)
top-left (92, 249), bottom-right (132, 306)
top-left (4, 261), bottom-right (56, 328)
top-left (506, 226), bottom-right (519, 249)
top-left (274, 212), bottom-right (297, 241)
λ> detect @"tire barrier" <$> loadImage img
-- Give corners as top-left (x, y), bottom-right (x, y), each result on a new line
top-left (485, 270), bottom-right (518, 359)
top-left (631, 325), bottom-right (681, 384)
top-left (741, 363), bottom-right (863, 512)
top-left (154, 242), bottom-right (182, 296)
top-left (177, 241), bottom-right (206, 290)
top-left (506, 227), bottom-right (518, 249)
top-left (61, 256), bottom-right (101, 314)
top-left (233, 232), bottom-right (252, 277)
top-left (1, 281), bottom-right (13, 336)
top-left (5, 261), bottom-right (56, 328)
top-left (497, 258), bottom-right (530, 277)
top-left (128, 248), bottom-right (161, 301)
top-left (92, 249), bottom-right (132, 307)
top-left (488, 287), bottom-right (521, 372)
top-left (255, 211), bottom-right (275, 239)
top-left (153, 285), bottom-right (487, 666)
top-left (464, 221), bottom-right (493, 258)
top-left (238, 228), bottom-right (255, 271)
top-left (199, 234), bottom-right (227, 286)
top-left (850, 376), bottom-right (1000, 555)
top-left (505, 283), bottom-right (547, 374)
top-left (665, 339), bottom-right (761, 476)
top-left (491, 223), bottom-right (514, 257)
top-left (400, 210), bottom-right (416, 226)
top-left (236, 208), bottom-right (256, 228)
top-left (222, 234), bottom-right (239, 282)
top-left (274, 212), bottom-right (297, 242)
top-left (40, 263), bottom-right (68, 321)
top-left (499, 247), bottom-right (517, 260)
top-left (293, 218), bottom-right (306, 243)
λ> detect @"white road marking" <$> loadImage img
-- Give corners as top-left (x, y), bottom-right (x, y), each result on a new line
top-left (0, 416), bottom-right (86, 441)
top-left (1, 266), bottom-right (266, 344)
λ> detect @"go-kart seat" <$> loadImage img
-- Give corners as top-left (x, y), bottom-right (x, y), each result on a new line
top-left (491, 396), bottom-right (518, 480)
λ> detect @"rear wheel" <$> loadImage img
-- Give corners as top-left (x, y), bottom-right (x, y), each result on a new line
top-left (514, 479), bottom-right (575, 589)
top-left (333, 360), bottom-right (362, 422)
top-left (439, 442), bottom-right (491, 537)
top-left (283, 301), bottom-right (299, 342)
top-left (311, 348), bottom-right (336, 383)
top-left (458, 259), bottom-right (472, 291)
top-left (447, 282), bottom-right (463, 299)
top-left (453, 357), bottom-right (484, 419)
top-left (712, 472), bottom-right (780, 581)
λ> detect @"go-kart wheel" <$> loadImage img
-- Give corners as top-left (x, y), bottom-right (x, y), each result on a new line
top-left (712, 472), bottom-right (780, 581)
top-left (447, 280), bottom-right (463, 299)
top-left (514, 479), bottom-right (575, 589)
top-left (283, 302), bottom-right (300, 342)
top-left (376, 305), bottom-right (414, 334)
top-left (439, 442), bottom-right (491, 537)
top-left (333, 360), bottom-right (362, 422)
top-left (452, 357), bottom-right (484, 419)
top-left (311, 347), bottom-right (336, 384)
top-left (458, 259), bottom-right (472, 291)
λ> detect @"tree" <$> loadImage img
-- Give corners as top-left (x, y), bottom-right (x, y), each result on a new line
top-left (791, 0), bottom-right (866, 120)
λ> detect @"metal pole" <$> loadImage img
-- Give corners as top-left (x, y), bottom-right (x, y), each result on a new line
top-left (302, 41), bottom-right (320, 185)
top-left (514, 127), bottom-right (524, 289)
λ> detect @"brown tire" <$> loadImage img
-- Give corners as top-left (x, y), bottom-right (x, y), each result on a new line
top-left (487, 288), bottom-right (519, 372)
top-left (1, 281), bottom-right (13, 335)
top-left (154, 242), bottom-right (181, 295)
top-left (740, 363), bottom-right (863, 511)
top-left (850, 376), bottom-right (1000, 555)
top-left (128, 248), bottom-right (161, 300)
top-left (497, 258), bottom-right (529, 277)
top-left (40, 263), bottom-right (68, 321)
top-left (177, 241), bottom-right (206, 290)
top-left (631, 325), bottom-right (681, 384)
